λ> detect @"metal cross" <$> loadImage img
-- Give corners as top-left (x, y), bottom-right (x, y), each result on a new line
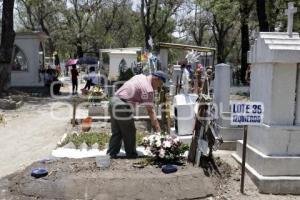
top-left (285, 2), bottom-right (297, 37)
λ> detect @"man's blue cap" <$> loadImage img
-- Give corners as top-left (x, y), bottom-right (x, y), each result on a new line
top-left (152, 70), bottom-right (168, 83)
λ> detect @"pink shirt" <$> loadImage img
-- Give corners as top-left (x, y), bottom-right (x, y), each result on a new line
top-left (115, 74), bottom-right (153, 105)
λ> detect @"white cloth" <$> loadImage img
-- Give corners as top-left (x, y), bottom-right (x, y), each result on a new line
top-left (88, 71), bottom-right (99, 84)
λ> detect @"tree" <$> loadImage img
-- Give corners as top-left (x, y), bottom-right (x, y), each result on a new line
top-left (140, 0), bottom-right (183, 50)
top-left (0, 0), bottom-right (15, 96)
top-left (205, 0), bottom-right (240, 63)
top-left (177, 0), bottom-right (210, 46)
top-left (256, 0), bottom-right (269, 31)
top-left (90, 0), bottom-right (143, 49)
top-left (16, 0), bottom-right (65, 54)
top-left (62, 0), bottom-right (102, 58)
top-left (239, 0), bottom-right (255, 84)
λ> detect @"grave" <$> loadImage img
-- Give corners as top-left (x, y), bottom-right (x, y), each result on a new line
top-left (233, 2), bottom-right (300, 194)
top-left (213, 63), bottom-right (244, 150)
top-left (99, 47), bottom-right (142, 81)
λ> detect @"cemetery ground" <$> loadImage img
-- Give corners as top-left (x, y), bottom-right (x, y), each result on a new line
top-left (0, 89), bottom-right (298, 199)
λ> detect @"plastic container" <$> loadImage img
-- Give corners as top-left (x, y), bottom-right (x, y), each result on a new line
top-left (31, 168), bottom-right (48, 178)
top-left (162, 164), bottom-right (177, 174)
top-left (95, 155), bottom-right (111, 168)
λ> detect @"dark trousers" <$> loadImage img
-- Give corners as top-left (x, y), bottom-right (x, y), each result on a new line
top-left (84, 79), bottom-right (95, 90)
top-left (72, 79), bottom-right (78, 93)
top-left (107, 96), bottom-right (137, 157)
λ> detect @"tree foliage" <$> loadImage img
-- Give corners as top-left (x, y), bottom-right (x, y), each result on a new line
top-left (140, 0), bottom-right (183, 50)
top-left (8, 0), bottom-right (300, 85)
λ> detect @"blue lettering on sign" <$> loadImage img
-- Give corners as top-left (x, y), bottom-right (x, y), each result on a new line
top-left (231, 102), bottom-right (264, 125)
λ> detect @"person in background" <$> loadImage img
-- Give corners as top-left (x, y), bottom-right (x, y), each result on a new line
top-left (83, 66), bottom-right (98, 90)
top-left (107, 71), bottom-right (168, 159)
top-left (54, 54), bottom-right (61, 76)
top-left (71, 64), bottom-right (79, 94)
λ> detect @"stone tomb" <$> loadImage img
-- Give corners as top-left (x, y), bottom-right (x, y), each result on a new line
top-left (233, 31), bottom-right (300, 194)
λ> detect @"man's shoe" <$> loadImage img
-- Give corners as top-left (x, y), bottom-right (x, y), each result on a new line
top-left (126, 153), bottom-right (138, 159)
top-left (109, 154), bottom-right (118, 159)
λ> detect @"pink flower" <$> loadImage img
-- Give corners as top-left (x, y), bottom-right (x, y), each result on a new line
top-left (163, 140), bottom-right (171, 148)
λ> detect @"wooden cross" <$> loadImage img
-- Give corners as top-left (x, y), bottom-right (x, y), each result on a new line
top-left (285, 2), bottom-right (297, 37)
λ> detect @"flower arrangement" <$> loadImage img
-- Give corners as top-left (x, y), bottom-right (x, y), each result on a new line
top-left (87, 86), bottom-right (107, 103)
top-left (142, 133), bottom-right (189, 162)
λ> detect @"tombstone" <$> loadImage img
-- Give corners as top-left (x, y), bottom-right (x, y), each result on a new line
top-left (213, 63), bottom-right (243, 150)
top-left (233, 3), bottom-right (300, 193)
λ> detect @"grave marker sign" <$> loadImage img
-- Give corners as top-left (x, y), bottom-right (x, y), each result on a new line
top-left (231, 101), bottom-right (264, 193)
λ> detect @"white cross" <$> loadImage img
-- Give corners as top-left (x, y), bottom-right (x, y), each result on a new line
top-left (285, 2), bottom-right (297, 37)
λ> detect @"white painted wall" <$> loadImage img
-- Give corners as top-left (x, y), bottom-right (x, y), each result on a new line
top-left (11, 33), bottom-right (45, 87)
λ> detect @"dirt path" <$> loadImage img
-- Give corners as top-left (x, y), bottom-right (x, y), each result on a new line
top-left (0, 98), bottom-right (71, 178)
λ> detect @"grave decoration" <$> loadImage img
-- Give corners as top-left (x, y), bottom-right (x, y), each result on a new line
top-left (142, 132), bottom-right (189, 162)
top-left (87, 85), bottom-right (107, 104)
top-left (188, 67), bottom-right (223, 165)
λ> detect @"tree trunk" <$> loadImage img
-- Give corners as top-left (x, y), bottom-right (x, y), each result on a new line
top-left (240, 1), bottom-right (251, 85)
top-left (0, 0), bottom-right (15, 96)
top-left (144, 28), bottom-right (151, 51)
top-left (241, 23), bottom-right (249, 85)
top-left (76, 39), bottom-right (84, 58)
top-left (256, 0), bottom-right (269, 31)
top-left (217, 37), bottom-right (225, 63)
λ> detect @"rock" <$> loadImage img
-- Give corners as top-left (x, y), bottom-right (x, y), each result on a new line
top-left (63, 142), bottom-right (76, 149)
top-left (80, 143), bottom-right (88, 150)
top-left (0, 98), bottom-right (23, 110)
top-left (91, 143), bottom-right (99, 150)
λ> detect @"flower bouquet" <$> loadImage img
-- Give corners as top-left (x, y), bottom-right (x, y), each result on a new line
top-left (87, 86), bottom-right (107, 103)
top-left (142, 133), bottom-right (189, 162)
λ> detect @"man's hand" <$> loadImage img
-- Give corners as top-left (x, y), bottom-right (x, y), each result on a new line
top-left (146, 105), bottom-right (161, 132)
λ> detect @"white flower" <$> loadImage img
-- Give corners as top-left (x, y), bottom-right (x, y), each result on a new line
top-left (163, 140), bottom-right (171, 148)
top-left (145, 147), bottom-right (153, 156)
top-left (159, 148), bottom-right (165, 158)
top-left (155, 139), bottom-right (161, 147)
top-left (148, 134), bottom-right (160, 145)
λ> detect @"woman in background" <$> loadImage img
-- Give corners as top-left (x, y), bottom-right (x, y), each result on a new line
top-left (71, 64), bottom-right (79, 94)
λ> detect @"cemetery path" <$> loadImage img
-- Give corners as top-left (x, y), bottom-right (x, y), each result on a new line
top-left (0, 98), bottom-right (71, 178)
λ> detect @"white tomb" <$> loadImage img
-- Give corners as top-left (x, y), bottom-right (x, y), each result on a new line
top-left (99, 47), bottom-right (142, 81)
top-left (172, 94), bottom-right (198, 136)
top-left (10, 32), bottom-right (48, 87)
top-left (233, 29), bottom-right (300, 194)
